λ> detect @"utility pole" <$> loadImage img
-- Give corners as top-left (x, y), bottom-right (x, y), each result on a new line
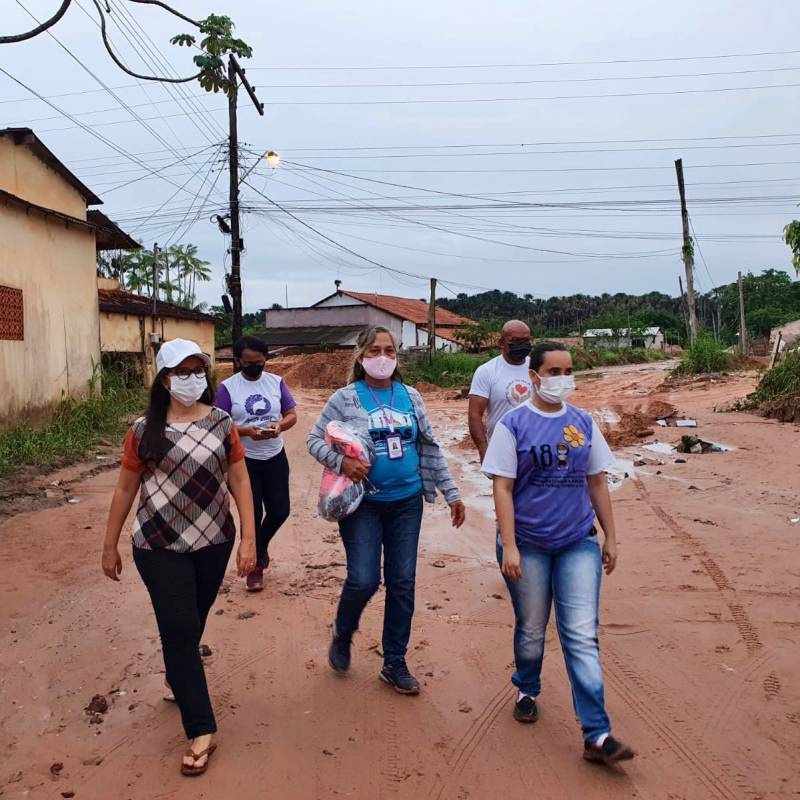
top-left (227, 54), bottom-right (265, 346)
top-left (152, 242), bottom-right (159, 315)
top-left (738, 271), bottom-right (748, 355)
top-left (675, 159), bottom-right (698, 344)
top-left (678, 275), bottom-right (689, 342)
top-left (428, 277), bottom-right (437, 364)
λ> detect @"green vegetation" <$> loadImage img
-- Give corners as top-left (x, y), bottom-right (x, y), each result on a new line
top-left (676, 336), bottom-right (732, 375)
top-left (438, 268), bottom-right (800, 346)
top-left (209, 309), bottom-right (264, 347)
top-left (752, 351), bottom-right (800, 403)
top-left (0, 368), bottom-right (145, 479)
top-left (571, 348), bottom-right (672, 371)
top-left (98, 242), bottom-right (212, 311)
top-left (405, 353), bottom-right (491, 387)
top-left (785, 221), bottom-right (800, 276)
top-left (405, 347), bottom-right (670, 387)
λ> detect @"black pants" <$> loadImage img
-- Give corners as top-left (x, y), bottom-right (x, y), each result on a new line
top-left (133, 540), bottom-right (233, 739)
top-left (245, 450), bottom-right (291, 566)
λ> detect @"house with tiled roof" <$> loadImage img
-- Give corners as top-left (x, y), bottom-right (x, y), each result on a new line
top-left (261, 287), bottom-right (475, 353)
top-left (0, 128), bottom-right (138, 421)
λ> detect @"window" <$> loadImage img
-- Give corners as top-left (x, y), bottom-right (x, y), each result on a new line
top-left (0, 285), bottom-right (24, 341)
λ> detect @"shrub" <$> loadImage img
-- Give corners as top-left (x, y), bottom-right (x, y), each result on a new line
top-left (752, 350), bottom-right (800, 402)
top-left (0, 367), bottom-right (146, 477)
top-left (404, 352), bottom-right (491, 387)
top-left (677, 336), bottom-right (732, 374)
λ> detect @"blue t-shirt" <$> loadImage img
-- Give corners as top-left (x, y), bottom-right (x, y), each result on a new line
top-left (481, 402), bottom-right (614, 551)
top-left (355, 380), bottom-right (422, 502)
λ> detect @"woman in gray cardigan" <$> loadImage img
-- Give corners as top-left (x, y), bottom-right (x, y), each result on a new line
top-left (308, 326), bottom-right (466, 694)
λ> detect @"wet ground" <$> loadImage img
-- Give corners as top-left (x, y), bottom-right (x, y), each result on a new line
top-left (1, 361), bottom-right (798, 799)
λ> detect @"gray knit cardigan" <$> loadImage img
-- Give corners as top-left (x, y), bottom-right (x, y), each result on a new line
top-left (307, 382), bottom-right (461, 505)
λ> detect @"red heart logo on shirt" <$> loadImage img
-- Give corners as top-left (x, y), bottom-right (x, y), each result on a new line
top-left (515, 384), bottom-right (529, 395)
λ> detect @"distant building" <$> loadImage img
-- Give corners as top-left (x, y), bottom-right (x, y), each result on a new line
top-left (262, 289), bottom-right (475, 353)
top-left (582, 327), bottom-right (665, 350)
top-left (0, 128), bottom-right (137, 424)
top-left (770, 319), bottom-right (800, 352)
top-left (98, 278), bottom-right (216, 385)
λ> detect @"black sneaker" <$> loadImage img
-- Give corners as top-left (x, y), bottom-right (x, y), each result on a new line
top-left (328, 626), bottom-right (352, 674)
top-left (583, 735), bottom-right (636, 765)
top-left (379, 660), bottom-right (420, 695)
top-left (513, 694), bottom-right (539, 724)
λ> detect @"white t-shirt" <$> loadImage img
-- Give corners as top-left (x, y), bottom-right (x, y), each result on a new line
top-left (469, 355), bottom-right (534, 437)
top-left (215, 371), bottom-right (296, 460)
top-left (481, 401), bottom-right (614, 480)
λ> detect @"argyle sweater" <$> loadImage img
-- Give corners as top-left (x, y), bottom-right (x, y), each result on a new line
top-left (122, 408), bottom-right (245, 552)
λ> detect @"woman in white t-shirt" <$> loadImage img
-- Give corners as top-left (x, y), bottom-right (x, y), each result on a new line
top-left (214, 336), bottom-right (297, 591)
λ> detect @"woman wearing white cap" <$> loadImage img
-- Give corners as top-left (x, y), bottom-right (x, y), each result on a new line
top-left (102, 339), bottom-right (257, 776)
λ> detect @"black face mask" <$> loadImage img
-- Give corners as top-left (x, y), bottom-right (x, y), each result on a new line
top-left (240, 362), bottom-right (265, 379)
top-left (508, 342), bottom-right (532, 362)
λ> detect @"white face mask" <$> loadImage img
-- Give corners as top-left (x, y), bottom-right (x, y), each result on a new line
top-left (169, 374), bottom-right (207, 407)
top-left (535, 373), bottom-right (575, 404)
top-left (361, 355), bottom-right (397, 380)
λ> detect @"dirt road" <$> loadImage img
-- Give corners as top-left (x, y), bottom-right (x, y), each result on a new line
top-left (1, 362), bottom-right (798, 799)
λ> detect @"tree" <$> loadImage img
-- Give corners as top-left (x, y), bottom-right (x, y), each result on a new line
top-left (785, 221), bottom-right (800, 276)
top-left (169, 244), bottom-right (211, 308)
top-left (1, 2), bottom-right (251, 97)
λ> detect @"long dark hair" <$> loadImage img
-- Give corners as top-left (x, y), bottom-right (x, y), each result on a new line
top-left (349, 326), bottom-right (403, 384)
top-left (138, 366), bottom-right (214, 465)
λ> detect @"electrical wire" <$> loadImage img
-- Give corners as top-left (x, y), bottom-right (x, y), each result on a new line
top-left (257, 80), bottom-right (800, 106)
top-left (245, 48), bottom-right (800, 70)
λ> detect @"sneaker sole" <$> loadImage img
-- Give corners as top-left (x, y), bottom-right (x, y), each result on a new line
top-left (583, 747), bottom-right (636, 765)
top-left (379, 672), bottom-right (420, 695)
top-left (245, 584), bottom-right (263, 592)
top-left (513, 708), bottom-right (539, 724)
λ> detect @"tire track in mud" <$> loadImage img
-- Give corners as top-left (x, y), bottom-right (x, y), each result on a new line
top-left (702, 650), bottom-right (774, 736)
top-left (380, 701), bottom-right (403, 797)
top-left (427, 683), bottom-right (524, 800)
top-left (634, 480), bottom-right (763, 654)
top-left (604, 646), bottom-right (759, 800)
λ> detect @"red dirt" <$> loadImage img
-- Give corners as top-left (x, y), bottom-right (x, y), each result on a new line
top-left (268, 351), bottom-right (354, 390)
top-left (1, 360), bottom-right (798, 799)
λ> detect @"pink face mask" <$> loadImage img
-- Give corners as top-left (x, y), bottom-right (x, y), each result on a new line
top-left (361, 355), bottom-right (397, 380)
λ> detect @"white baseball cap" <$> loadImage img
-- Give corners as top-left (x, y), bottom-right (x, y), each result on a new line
top-left (156, 338), bottom-right (211, 373)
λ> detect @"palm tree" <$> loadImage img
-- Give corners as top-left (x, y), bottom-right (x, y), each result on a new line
top-left (171, 244), bottom-right (212, 307)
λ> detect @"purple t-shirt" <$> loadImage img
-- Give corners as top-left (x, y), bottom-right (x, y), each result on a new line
top-left (481, 401), bottom-right (614, 551)
top-left (214, 371), bottom-right (296, 460)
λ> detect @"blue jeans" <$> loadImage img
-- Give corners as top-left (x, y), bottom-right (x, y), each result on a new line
top-left (336, 493), bottom-right (424, 664)
top-left (497, 533), bottom-right (611, 742)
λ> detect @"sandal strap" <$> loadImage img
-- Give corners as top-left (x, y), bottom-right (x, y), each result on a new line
top-left (184, 744), bottom-right (215, 762)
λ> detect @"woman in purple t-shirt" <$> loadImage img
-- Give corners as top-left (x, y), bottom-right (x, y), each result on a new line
top-left (214, 336), bottom-right (297, 591)
top-left (482, 341), bottom-right (635, 766)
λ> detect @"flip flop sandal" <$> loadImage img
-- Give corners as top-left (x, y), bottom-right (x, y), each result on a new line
top-left (181, 743), bottom-right (217, 777)
top-left (163, 682), bottom-right (176, 703)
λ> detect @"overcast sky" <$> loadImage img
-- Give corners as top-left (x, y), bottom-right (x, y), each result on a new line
top-left (4, 0), bottom-right (800, 311)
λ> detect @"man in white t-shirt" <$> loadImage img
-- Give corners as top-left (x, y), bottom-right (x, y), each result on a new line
top-left (468, 320), bottom-right (533, 461)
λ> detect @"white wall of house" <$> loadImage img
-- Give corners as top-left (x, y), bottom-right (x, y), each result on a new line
top-left (771, 319), bottom-right (800, 348)
top-left (265, 299), bottom-right (464, 352)
top-left (315, 294), bottom-right (367, 308)
top-left (413, 327), bottom-right (462, 353)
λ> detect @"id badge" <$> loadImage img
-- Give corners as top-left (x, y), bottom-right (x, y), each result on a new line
top-left (386, 434), bottom-right (404, 461)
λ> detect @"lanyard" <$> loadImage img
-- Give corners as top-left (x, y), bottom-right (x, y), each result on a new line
top-left (364, 381), bottom-right (395, 433)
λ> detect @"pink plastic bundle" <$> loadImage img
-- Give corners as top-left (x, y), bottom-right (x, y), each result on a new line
top-left (317, 421), bottom-right (375, 522)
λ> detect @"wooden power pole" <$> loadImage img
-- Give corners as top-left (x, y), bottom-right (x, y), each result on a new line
top-left (152, 242), bottom-right (159, 316)
top-left (428, 277), bottom-right (437, 364)
top-left (738, 271), bottom-right (748, 355)
top-left (227, 55), bottom-right (265, 346)
top-left (675, 159), bottom-right (698, 344)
